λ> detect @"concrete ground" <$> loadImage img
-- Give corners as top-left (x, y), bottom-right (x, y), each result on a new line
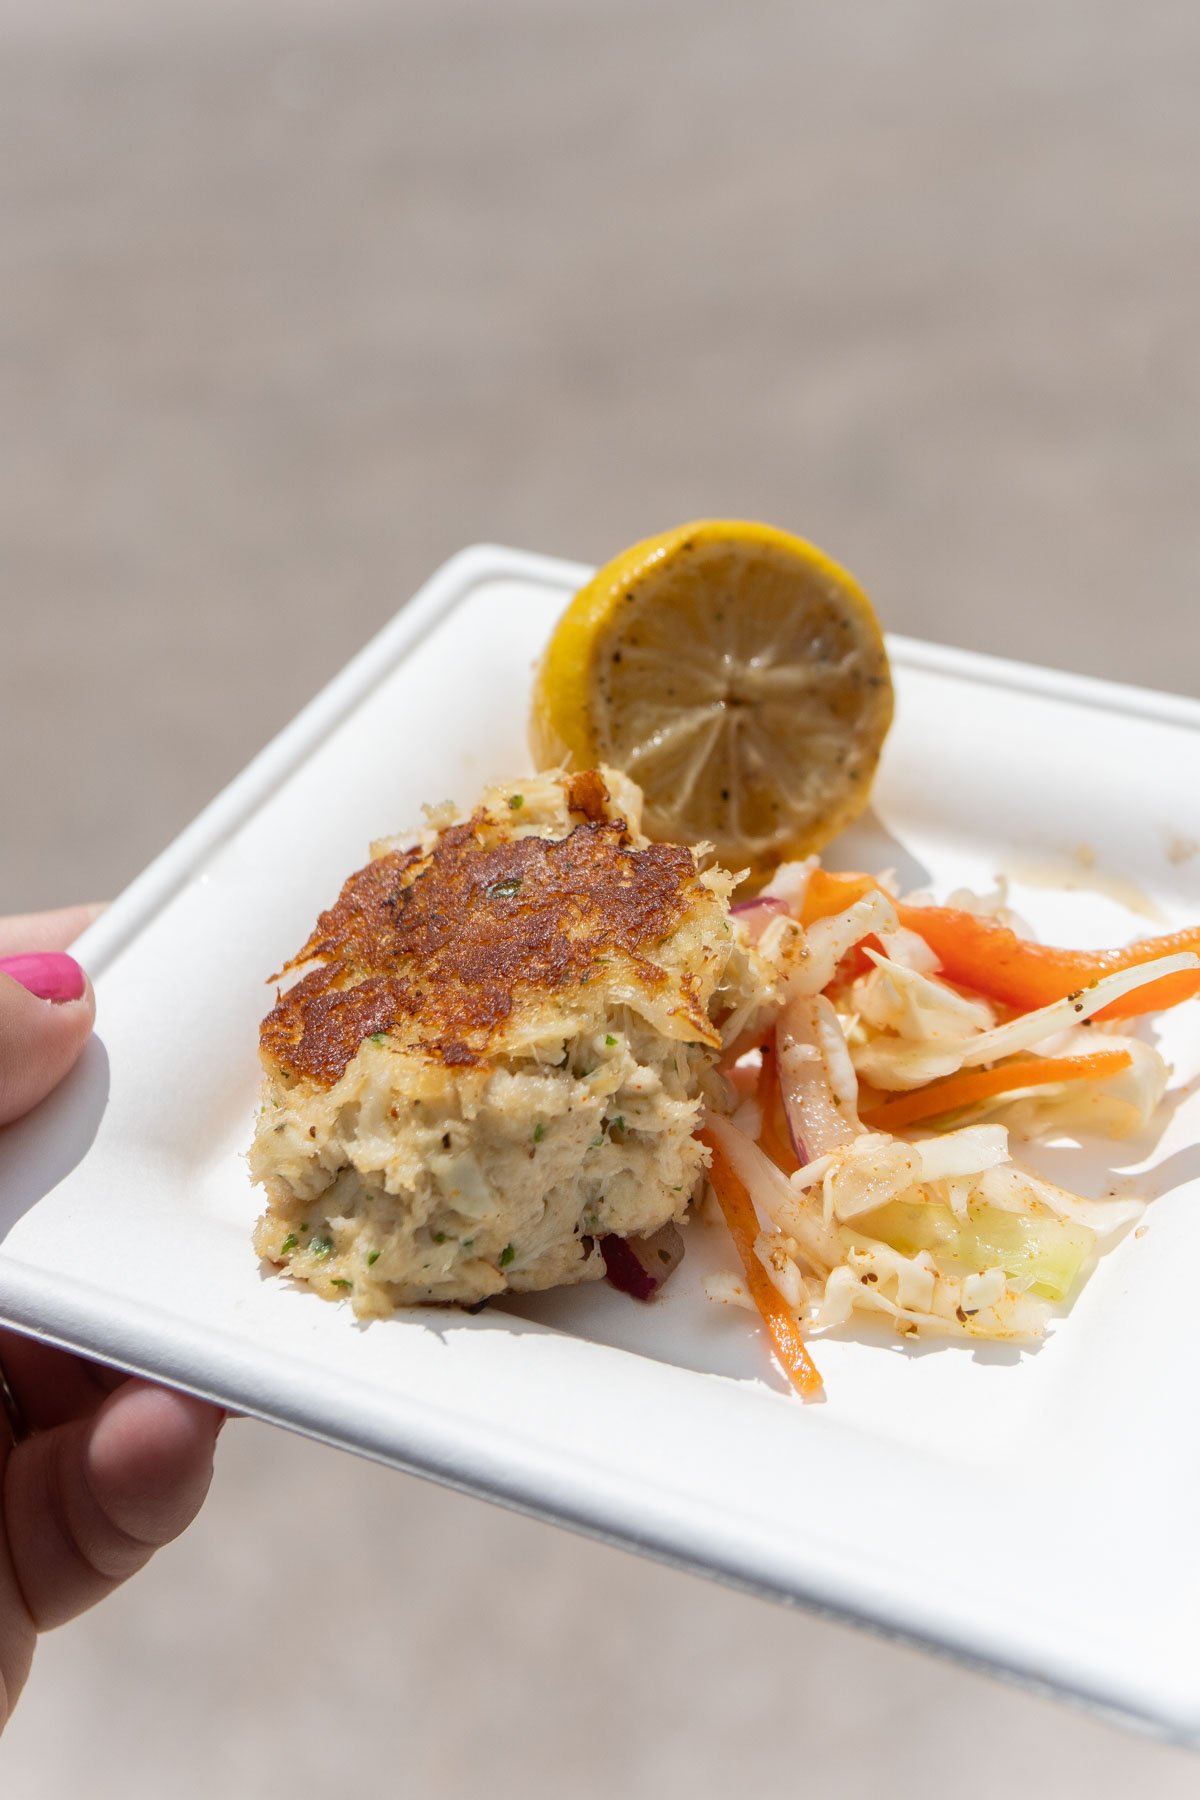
top-left (2, 0), bottom-right (1199, 1793)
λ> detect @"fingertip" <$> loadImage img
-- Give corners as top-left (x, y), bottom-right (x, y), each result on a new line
top-left (86, 1382), bottom-right (221, 1548)
top-left (0, 969), bottom-right (96, 1127)
top-left (2, 1381), bottom-right (222, 1632)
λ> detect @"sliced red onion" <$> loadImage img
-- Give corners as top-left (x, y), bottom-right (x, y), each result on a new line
top-left (730, 895), bottom-right (788, 943)
top-left (601, 1222), bottom-right (685, 1301)
top-left (760, 1042), bottom-right (809, 1167)
top-left (781, 1068), bottom-right (810, 1168)
top-left (775, 994), bottom-right (861, 1165)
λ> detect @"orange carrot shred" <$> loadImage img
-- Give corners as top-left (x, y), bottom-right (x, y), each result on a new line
top-left (756, 1046), bottom-right (799, 1175)
top-left (892, 907), bottom-right (1200, 1021)
top-left (859, 1048), bottom-right (1134, 1132)
top-left (699, 1127), bottom-right (823, 1399)
top-left (800, 869), bottom-right (1200, 1020)
top-left (799, 868), bottom-right (877, 926)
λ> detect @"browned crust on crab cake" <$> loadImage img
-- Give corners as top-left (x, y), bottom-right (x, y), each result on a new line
top-left (260, 813), bottom-right (721, 1088)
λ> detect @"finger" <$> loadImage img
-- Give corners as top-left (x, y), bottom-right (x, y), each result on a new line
top-left (0, 905), bottom-right (106, 959)
top-left (0, 964), bottom-right (95, 1127)
top-left (0, 1331), bottom-right (122, 1435)
top-left (0, 1430), bottom-right (36, 1729)
top-left (4, 1380), bottom-right (222, 1631)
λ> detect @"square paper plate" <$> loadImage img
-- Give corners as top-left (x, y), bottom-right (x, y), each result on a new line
top-left (2, 547), bottom-right (1199, 1741)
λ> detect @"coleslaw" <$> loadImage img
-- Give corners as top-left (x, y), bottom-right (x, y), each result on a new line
top-left (700, 861), bottom-right (1200, 1397)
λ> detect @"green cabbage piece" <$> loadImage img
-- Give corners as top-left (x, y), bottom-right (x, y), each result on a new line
top-left (855, 1199), bottom-right (1095, 1302)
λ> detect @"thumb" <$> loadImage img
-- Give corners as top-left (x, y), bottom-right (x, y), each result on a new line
top-left (3, 1381), bottom-right (220, 1635)
top-left (0, 956), bottom-right (95, 1127)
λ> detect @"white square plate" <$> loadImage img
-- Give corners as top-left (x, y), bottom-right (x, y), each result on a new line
top-left (3, 547), bottom-right (1199, 1740)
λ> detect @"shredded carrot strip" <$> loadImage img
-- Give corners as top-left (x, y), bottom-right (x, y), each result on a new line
top-left (755, 1046), bottom-right (799, 1175)
top-left (859, 1048), bottom-right (1134, 1132)
top-left (799, 869), bottom-right (877, 925)
top-left (699, 1127), bottom-right (823, 1399)
top-left (800, 869), bottom-right (1200, 1020)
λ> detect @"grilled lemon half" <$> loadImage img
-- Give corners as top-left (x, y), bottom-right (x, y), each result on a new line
top-left (529, 519), bottom-right (893, 881)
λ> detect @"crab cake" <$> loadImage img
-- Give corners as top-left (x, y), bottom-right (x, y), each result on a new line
top-left (250, 767), bottom-right (775, 1316)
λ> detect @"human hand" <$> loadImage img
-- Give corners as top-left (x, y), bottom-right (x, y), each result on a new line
top-left (0, 907), bottom-right (223, 1732)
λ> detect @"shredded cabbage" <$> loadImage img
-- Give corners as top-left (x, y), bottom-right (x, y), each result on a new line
top-left (704, 1114), bottom-right (842, 1274)
top-left (785, 892), bottom-right (900, 998)
top-left (703, 1272), bottom-right (757, 1312)
top-left (811, 1134), bottom-right (920, 1225)
top-left (754, 1231), bottom-right (809, 1309)
top-left (911, 1123), bottom-right (1010, 1182)
top-left (855, 953), bottom-right (995, 1042)
top-left (856, 1196), bottom-right (1095, 1301)
top-left (788, 1124), bottom-right (1010, 1224)
top-left (815, 1243), bottom-right (1049, 1340)
top-left (759, 858), bottom-right (819, 911)
top-left (704, 872), bottom-right (1186, 1356)
top-left (994, 1032), bottom-right (1168, 1140)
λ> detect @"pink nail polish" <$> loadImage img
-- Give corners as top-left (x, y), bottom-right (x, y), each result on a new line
top-left (0, 952), bottom-right (87, 1004)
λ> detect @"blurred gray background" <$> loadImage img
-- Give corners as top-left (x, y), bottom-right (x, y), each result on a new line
top-left (2, 0), bottom-right (1199, 1793)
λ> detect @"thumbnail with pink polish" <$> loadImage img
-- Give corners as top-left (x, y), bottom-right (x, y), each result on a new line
top-left (0, 952), bottom-right (87, 1004)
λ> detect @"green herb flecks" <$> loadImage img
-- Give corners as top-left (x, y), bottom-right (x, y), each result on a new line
top-left (310, 1235), bottom-right (334, 1259)
top-left (499, 1244), bottom-right (515, 1268)
top-left (280, 1234), bottom-right (298, 1255)
top-left (432, 1232), bottom-right (447, 1244)
top-left (370, 1032), bottom-right (388, 1047)
top-left (533, 1122), bottom-right (545, 1144)
top-left (367, 1250), bottom-right (381, 1266)
top-left (331, 1279), bottom-right (352, 1291)
top-left (487, 877), bottom-right (523, 901)
top-left (508, 793), bottom-right (524, 810)
top-left (604, 1034), bottom-right (617, 1047)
